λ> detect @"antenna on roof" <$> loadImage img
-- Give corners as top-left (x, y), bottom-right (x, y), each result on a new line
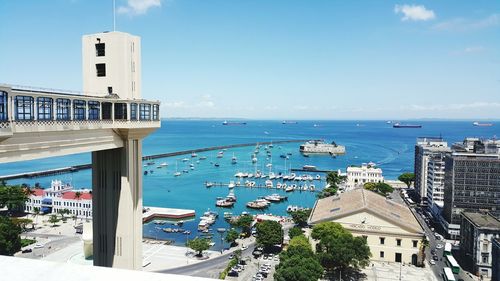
top-left (113, 0), bottom-right (116, 31)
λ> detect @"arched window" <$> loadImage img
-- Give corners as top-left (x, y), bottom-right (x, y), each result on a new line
top-left (15, 96), bottom-right (34, 120)
top-left (37, 97), bottom-right (53, 120)
top-left (0, 91), bottom-right (7, 121)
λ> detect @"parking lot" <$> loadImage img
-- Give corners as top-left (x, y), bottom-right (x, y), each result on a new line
top-left (226, 251), bottom-right (280, 281)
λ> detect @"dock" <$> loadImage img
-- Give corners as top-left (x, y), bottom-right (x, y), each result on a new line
top-left (204, 181), bottom-right (320, 192)
top-left (290, 168), bottom-right (334, 173)
top-left (142, 207), bottom-right (196, 223)
top-left (0, 139), bottom-right (314, 181)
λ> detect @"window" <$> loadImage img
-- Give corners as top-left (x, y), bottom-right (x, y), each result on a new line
top-left (88, 101), bottom-right (100, 120)
top-left (15, 96), bottom-right (34, 120)
top-left (102, 102), bottom-right (112, 120)
top-left (95, 43), bottom-right (105, 56)
top-left (114, 103), bottom-right (127, 120)
top-left (380, 251), bottom-right (384, 258)
top-left (482, 254), bottom-right (488, 264)
top-left (0, 91), bottom-right (7, 121)
top-left (73, 100), bottom-right (86, 120)
top-left (152, 104), bottom-right (159, 120)
top-left (37, 97), bottom-right (53, 120)
top-left (56, 98), bottom-right (71, 120)
top-left (396, 239), bottom-right (402, 246)
top-left (96, 63), bottom-right (106, 77)
top-left (139, 103), bottom-right (151, 120)
top-left (130, 103), bottom-right (138, 120)
top-left (380, 237), bottom-right (385, 245)
top-left (412, 240), bottom-right (418, 248)
top-left (395, 253), bottom-right (402, 263)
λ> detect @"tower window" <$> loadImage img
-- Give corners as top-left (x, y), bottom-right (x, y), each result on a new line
top-left (96, 63), bottom-right (106, 77)
top-left (95, 43), bottom-right (105, 57)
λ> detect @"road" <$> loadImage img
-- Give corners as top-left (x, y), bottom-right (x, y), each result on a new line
top-left (411, 206), bottom-right (476, 281)
top-left (16, 233), bottom-right (81, 259)
top-left (159, 241), bottom-right (256, 278)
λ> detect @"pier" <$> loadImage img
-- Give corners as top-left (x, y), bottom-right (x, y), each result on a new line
top-left (0, 139), bottom-right (312, 181)
top-left (204, 181), bottom-right (320, 192)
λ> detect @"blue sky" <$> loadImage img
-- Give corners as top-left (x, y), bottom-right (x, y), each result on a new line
top-left (1, 0), bottom-right (499, 120)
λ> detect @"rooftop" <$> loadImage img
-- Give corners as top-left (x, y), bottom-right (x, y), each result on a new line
top-left (462, 212), bottom-right (500, 230)
top-left (308, 188), bottom-right (423, 234)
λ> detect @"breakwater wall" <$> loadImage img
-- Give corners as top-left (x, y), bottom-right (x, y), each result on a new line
top-left (0, 139), bottom-right (311, 181)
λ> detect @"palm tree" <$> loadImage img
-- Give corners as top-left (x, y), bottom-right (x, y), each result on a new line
top-left (74, 191), bottom-right (82, 200)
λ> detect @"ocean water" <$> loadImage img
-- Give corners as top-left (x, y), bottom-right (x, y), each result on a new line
top-left (2, 120), bottom-right (498, 249)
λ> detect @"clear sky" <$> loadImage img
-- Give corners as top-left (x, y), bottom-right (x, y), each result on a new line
top-left (1, 0), bottom-right (499, 120)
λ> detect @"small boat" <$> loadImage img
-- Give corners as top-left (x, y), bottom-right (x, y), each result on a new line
top-left (216, 199), bottom-right (235, 208)
top-left (303, 165), bottom-right (317, 171)
top-left (183, 230), bottom-right (191, 235)
top-left (315, 174), bottom-right (321, 180)
top-left (144, 171), bottom-right (148, 175)
top-left (222, 120), bottom-right (247, 125)
top-left (182, 170), bottom-right (189, 173)
top-left (214, 163), bottom-right (220, 167)
top-left (276, 182), bottom-right (282, 189)
top-left (191, 152), bottom-right (198, 157)
top-left (199, 156), bottom-right (207, 160)
top-left (174, 172), bottom-right (181, 177)
top-left (252, 157), bottom-right (258, 163)
top-left (228, 181), bottom-right (236, 189)
top-left (231, 154), bottom-right (237, 164)
top-left (181, 158), bottom-right (189, 162)
top-left (265, 180), bottom-right (273, 188)
top-left (160, 162), bottom-right (168, 167)
top-left (285, 186), bottom-right (294, 192)
top-left (205, 182), bottom-right (214, 187)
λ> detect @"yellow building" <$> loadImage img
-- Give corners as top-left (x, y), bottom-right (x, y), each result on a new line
top-left (308, 188), bottom-right (425, 265)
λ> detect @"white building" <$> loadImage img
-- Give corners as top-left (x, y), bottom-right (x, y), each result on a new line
top-left (426, 154), bottom-right (446, 214)
top-left (346, 162), bottom-right (384, 189)
top-left (25, 180), bottom-right (92, 218)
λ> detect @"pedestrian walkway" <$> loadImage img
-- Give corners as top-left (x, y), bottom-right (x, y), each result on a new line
top-left (362, 261), bottom-right (439, 281)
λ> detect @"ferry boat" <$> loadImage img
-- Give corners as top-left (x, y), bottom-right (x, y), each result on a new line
top-left (473, 121), bottom-right (493, 127)
top-left (282, 121), bottom-right (298, 124)
top-left (392, 122), bottom-right (422, 128)
top-left (222, 120), bottom-right (247, 125)
top-left (299, 140), bottom-right (346, 154)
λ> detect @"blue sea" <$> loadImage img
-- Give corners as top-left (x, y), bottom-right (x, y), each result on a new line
top-left (1, 120), bottom-right (498, 250)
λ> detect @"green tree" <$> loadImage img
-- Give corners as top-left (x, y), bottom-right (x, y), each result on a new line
top-left (186, 237), bottom-right (211, 257)
top-left (12, 218), bottom-right (33, 231)
top-left (288, 227), bottom-right (304, 240)
top-left (275, 235), bottom-right (323, 281)
top-left (311, 222), bottom-right (371, 271)
top-left (0, 185), bottom-right (29, 212)
top-left (74, 191), bottom-right (82, 200)
top-left (398, 172), bottom-right (415, 188)
top-left (224, 229), bottom-right (239, 247)
top-left (363, 182), bottom-right (394, 196)
top-left (232, 214), bottom-right (253, 235)
top-left (256, 220), bottom-right (284, 251)
top-left (289, 209), bottom-right (312, 227)
top-left (33, 207), bottom-right (41, 225)
top-left (318, 171), bottom-right (346, 199)
top-left (0, 216), bottom-right (22, 256)
top-left (49, 214), bottom-right (59, 227)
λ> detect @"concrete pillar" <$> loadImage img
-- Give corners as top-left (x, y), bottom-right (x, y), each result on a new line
top-left (92, 138), bottom-right (143, 269)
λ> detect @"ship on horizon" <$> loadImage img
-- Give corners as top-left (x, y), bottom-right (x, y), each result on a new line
top-left (222, 120), bottom-right (247, 125)
top-left (393, 122), bottom-right (422, 128)
top-left (282, 120), bottom-right (298, 124)
top-left (473, 121), bottom-right (493, 127)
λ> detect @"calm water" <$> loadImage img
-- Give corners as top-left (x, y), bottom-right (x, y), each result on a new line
top-left (2, 120), bottom-right (498, 249)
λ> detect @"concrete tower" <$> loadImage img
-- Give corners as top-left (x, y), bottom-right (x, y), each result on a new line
top-left (82, 31), bottom-right (141, 99)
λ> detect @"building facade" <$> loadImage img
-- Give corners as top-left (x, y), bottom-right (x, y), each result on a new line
top-left (460, 212), bottom-right (500, 279)
top-left (491, 238), bottom-right (500, 281)
top-left (25, 180), bottom-right (92, 218)
top-left (414, 137), bottom-right (450, 206)
top-left (426, 154), bottom-right (446, 213)
top-left (345, 162), bottom-right (384, 190)
top-left (442, 139), bottom-right (500, 238)
top-left (309, 188), bottom-right (425, 265)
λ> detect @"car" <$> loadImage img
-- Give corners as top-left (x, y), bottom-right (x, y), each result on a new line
top-left (241, 245), bottom-right (248, 250)
top-left (259, 271), bottom-right (268, 278)
top-left (227, 271), bottom-right (239, 277)
top-left (432, 255), bottom-right (438, 261)
top-left (33, 244), bottom-right (44, 249)
top-left (436, 244), bottom-right (443, 249)
top-left (431, 249), bottom-right (436, 255)
top-left (429, 260), bottom-right (436, 265)
top-left (273, 256), bottom-right (279, 261)
top-left (21, 248), bottom-right (32, 253)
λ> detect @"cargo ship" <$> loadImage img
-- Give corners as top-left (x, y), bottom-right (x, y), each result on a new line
top-left (393, 122), bottom-right (422, 128)
top-left (222, 120), bottom-right (247, 125)
top-left (473, 122), bottom-right (493, 127)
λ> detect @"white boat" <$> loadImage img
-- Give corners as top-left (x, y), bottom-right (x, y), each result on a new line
top-left (235, 172), bottom-right (244, 178)
top-left (199, 156), bottom-right (207, 160)
top-left (231, 154), bottom-right (237, 164)
top-left (265, 180), bottom-right (273, 188)
top-left (299, 140), bottom-right (345, 154)
top-left (315, 174), bottom-right (321, 180)
top-left (303, 165), bottom-right (317, 171)
top-left (309, 184), bottom-right (315, 191)
top-left (252, 157), bottom-right (258, 163)
top-left (266, 163), bottom-right (272, 168)
top-left (269, 172), bottom-right (276, 180)
top-left (228, 181), bottom-right (236, 189)
top-left (160, 162), bottom-right (168, 167)
top-left (276, 182), bottom-right (282, 189)
top-left (181, 158), bottom-right (189, 162)
top-left (191, 152), bottom-right (198, 157)
top-left (248, 173), bottom-right (254, 178)
top-left (301, 184), bottom-right (308, 191)
top-left (285, 186), bottom-right (294, 192)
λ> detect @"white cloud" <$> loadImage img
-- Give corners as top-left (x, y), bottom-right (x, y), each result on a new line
top-left (433, 14), bottom-right (500, 31)
top-left (117, 0), bottom-right (162, 15)
top-left (394, 4), bottom-right (435, 21)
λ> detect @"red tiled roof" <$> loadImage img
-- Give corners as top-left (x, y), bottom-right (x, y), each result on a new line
top-left (32, 188), bottom-right (44, 197)
top-left (61, 191), bottom-right (92, 200)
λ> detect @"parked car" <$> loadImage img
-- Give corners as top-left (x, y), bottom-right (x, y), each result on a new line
top-left (227, 270), bottom-right (239, 277)
top-left (21, 248), bottom-right (32, 253)
top-left (436, 244), bottom-right (443, 249)
top-left (429, 260), bottom-right (436, 265)
top-left (432, 255), bottom-right (438, 261)
top-left (33, 244), bottom-right (44, 249)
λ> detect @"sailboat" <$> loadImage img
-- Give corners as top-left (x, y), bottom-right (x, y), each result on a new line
top-left (231, 153), bottom-right (237, 164)
top-left (173, 161), bottom-right (181, 177)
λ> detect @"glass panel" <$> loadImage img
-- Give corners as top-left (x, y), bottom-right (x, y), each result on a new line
top-left (102, 102), bottom-right (112, 120)
top-left (152, 104), bottom-right (159, 120)
top-left (0, 91), bottom-right (7, 121)
top-left (37, 97), bottom-right (53, 120)
top-left (139, 103), bottom-right (151, 120)
top-left (73, 100), bottom-right (86, 120)
top-left (114, 103), bottom-right (127, 120)
top-left (130, 103), bottom-right (137, 120)
top-left (88, 101), bottom-right (100, 120)
top-left (15, 96), bottom-right (34, 120)
top-left (56, 98), bottom-right (71, 120)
